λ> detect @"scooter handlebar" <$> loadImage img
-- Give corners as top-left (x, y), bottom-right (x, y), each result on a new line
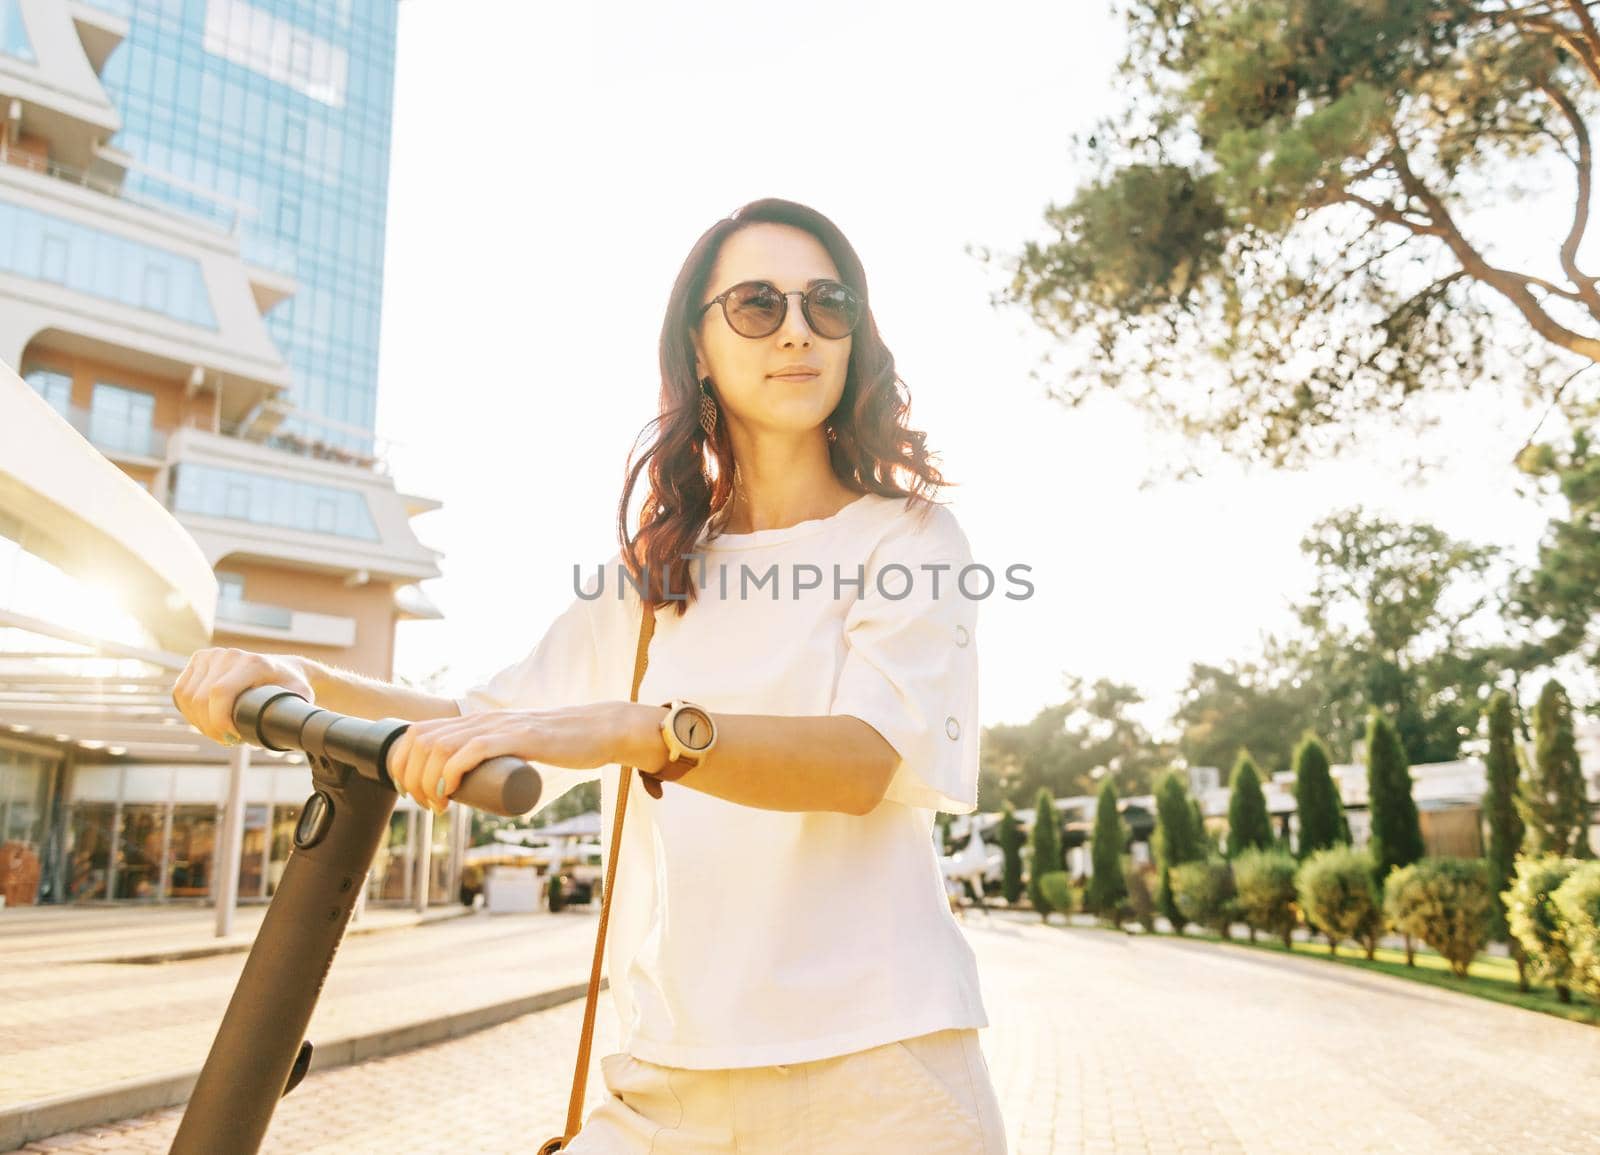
top-left (231, 685), bottom-right (542, 817)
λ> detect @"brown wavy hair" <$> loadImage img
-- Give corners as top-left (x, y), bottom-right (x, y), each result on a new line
top-left (617, 197), bottom-right (952, 615)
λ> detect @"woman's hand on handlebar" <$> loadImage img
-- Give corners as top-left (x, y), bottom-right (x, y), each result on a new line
top-left (171, 647), bottom-right (316, 746)
top-left (386, 701), bottom-right (661, 813)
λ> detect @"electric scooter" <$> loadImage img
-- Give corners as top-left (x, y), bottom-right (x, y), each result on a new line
top-left (167, 686), bottom-right (544, 1154)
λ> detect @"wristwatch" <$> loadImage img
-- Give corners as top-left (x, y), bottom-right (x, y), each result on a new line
top-left (641, 699), bottom-right (716, 798)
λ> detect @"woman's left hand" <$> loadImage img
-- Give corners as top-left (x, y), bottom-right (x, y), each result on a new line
top-left (386, 702), bottom-right (662, 813)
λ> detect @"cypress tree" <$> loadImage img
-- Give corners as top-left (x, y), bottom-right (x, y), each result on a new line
top-left (1087, 779), bottom-right (1128, 919)
top-left (1189, 797), bottom-right (1211, 855)
top-left (1483, 691), bottom-right (1528, 990)
top-left (1517, 679), bottom-right (1591, 858)
top-left (997, 801), bottom-right (1024, 905)
top-left (1154, 771), bottom-right (1203, 867)
top-left (1154, 771), bottom-right (1202, 932)
top-left (1366, 710), bottom-right (1424, 886)
top-left (1226, 750), bottom-right (1273, 857)
top-left (1027, 787), bottom-right (1062, 921)
top-left (1293, 733), bottom-right (1347, 859)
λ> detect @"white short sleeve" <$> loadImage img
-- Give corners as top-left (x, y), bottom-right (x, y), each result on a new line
top-left (453, 568), bottom-right (608, 818)
top-left (829, 502), bottom-right (982, 815)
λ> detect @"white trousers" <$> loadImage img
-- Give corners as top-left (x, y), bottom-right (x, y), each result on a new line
top-left (561, 1027), bottom-right (1008, 1154)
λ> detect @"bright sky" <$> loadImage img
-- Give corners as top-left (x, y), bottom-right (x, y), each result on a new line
top-left (377, 1), bottom-right (1565, 740)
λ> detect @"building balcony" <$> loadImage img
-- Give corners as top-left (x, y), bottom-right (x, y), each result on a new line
top-left (0, 159), bottom-right (296, 426)
top-left (215, 597), bottom-right (357, 647)
top-left (57, 401), bottom-right (170, 465)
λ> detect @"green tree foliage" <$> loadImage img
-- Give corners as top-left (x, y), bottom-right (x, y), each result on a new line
top-left (985, 0), bottom-right (1600, 473)
top-left (1170, 860), bottom-right (1238, 938)
top-left (1126, 861), bottom-right (1158, 932)
top-left (1552, 863), bottom-right (1600, 1000)
top-left (1087, 780), bottom-right (1129, 920)
top-left (1226, 751), bottom-right (1274, 857)
top-left (1482, 691), bottom-right (1527, 943)
top-left (1517, 679), bottom-right (1592, 858)
top-left (997, 801), bottom-right (1024, 905)
top-left (1174, 645), bottom-right (1323, 775)
top-left (1297, 846), bottom-right (1383, 958)
top-left (1028, 788), bottom-right (1063, 922)
top-left (1366, 711), bottom-right (1425, 885)
top-left (1232, 847), bottom-right (1300, 948)
top-left (1382, 859), bottom-right (1494, 978)
top-left (1154, 771), bottom-right (1204, 932)
top-left (1294, 509), bottom-right (1504, 765)
top-left (1505, 854), bottom-right (1581, 1004)
top-left (1153, 771), bottom-right (1204, 868)
top-left (1037, 871), bottom-right (1074, 924)
top-left (979, 678), bottom-right (1177, 807)
top-left (1292, 732), bottom-right (1349, 859)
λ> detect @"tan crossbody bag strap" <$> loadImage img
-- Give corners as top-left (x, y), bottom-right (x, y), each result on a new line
top-left (539, 602), bottom-right (657, 1154)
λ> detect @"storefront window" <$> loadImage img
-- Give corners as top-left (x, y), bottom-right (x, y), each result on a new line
top-left (368, 808), bottom-right (411, 902)
top-left (114, 804), bottom-right (165, 899)
top-left (166, 805), bottom-right (218, 898)
top-left (428, 809), bottom-right (454, 905)
top-left (240, 803), bottom-right (270, 897)
top-left (267, 803), bottom-right (300, 896)
top-left (66, 804), bottom-right (115, 901)
top-left (0, 748), bottom-right (56, 847)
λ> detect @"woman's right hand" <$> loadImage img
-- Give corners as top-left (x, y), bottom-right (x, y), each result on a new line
top-left (171, 647), bottom-right (316, 746)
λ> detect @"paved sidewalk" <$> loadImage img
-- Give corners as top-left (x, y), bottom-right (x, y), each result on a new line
top-left (20, 907), bottom-right (1600, 1153)
top-left (0, 901), bottom-right (471, 966)
top-left (0, 904), bottom-right (604, 1149)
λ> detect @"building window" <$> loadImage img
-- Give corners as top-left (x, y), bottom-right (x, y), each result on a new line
top-left (23, 368), bottom-right (72, 417)
top-left (0, 199), bottom-right (218, 329)
top-left (170, 463), bottom-right (380, 541)
top-left (0, 0), bottom-right (35, 63)
top-left (202, 0), bottom-right (349, 108)
top-left (217, 571), bottom-right (246, 607)
top-left (89, 382), bottom-right (158, 458)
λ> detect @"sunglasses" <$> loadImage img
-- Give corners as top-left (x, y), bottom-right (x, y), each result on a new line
top-left (697, 279), bottom-right (863, 340)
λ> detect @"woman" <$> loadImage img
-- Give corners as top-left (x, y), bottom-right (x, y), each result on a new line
top-left (171, 198), bottom-right (1007, 1153)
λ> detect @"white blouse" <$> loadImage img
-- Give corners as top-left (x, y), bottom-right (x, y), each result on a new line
top-left (455, 491), bottom-right (989, 1069)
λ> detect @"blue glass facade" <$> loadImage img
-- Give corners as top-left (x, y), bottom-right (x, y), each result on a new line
top-left (98, 0), bottom-right (400, 455)
top-left (0, 0), bottom-right (34, 62)
top-left (0, 200), bottom-right (218, 328)
top-left (172, 462), bottom-right (380, 540)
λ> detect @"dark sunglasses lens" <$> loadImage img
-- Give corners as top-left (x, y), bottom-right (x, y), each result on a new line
top-left (725, 282), bottom-right (785, 337)
top-left (807, 283), bottom-right (860, 337)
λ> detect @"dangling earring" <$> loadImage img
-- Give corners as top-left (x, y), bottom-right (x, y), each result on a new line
top-left (699, 376), bottom-right (718, 436)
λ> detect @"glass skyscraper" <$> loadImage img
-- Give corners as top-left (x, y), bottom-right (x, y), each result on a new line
top-left (0, 0), bottom-right (453, 910)
top-left (98, 0), bottom-right (398, 456)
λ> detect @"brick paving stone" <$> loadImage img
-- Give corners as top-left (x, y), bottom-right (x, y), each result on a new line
top-left (0, 908), bottom-right (602, 1112)
top-left (15, 907), bottom-right (1600, 1153)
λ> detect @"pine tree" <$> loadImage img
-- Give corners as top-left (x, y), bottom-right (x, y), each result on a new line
top-left (1366, 710), bottom-right (1424, 885)
top-left (1087, 779), bottom-right (1128, 920)
top-left (1027, 787), bottom-right (1062, 921)
top-left (1226, 750), bottom-right (1273, 857)
top-left (997, 801), bottom-right (1024, 905)
top-left (1292, 733), bottom-right (1347, 859)
top-left (1482, 690), bottom-right (1531, 987)
top-left (1517, 679), bottom-right (1591, 858)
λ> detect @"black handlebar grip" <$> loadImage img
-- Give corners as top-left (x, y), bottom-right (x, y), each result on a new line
top-left (231, 685), bottom-right (543, 817)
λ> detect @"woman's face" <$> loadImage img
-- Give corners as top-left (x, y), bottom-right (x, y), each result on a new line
top-left (690, 222), bottom-right (853, 438)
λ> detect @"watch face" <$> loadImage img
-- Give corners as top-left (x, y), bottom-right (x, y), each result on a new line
top-left (673, 706), bottom-right (713, 751)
